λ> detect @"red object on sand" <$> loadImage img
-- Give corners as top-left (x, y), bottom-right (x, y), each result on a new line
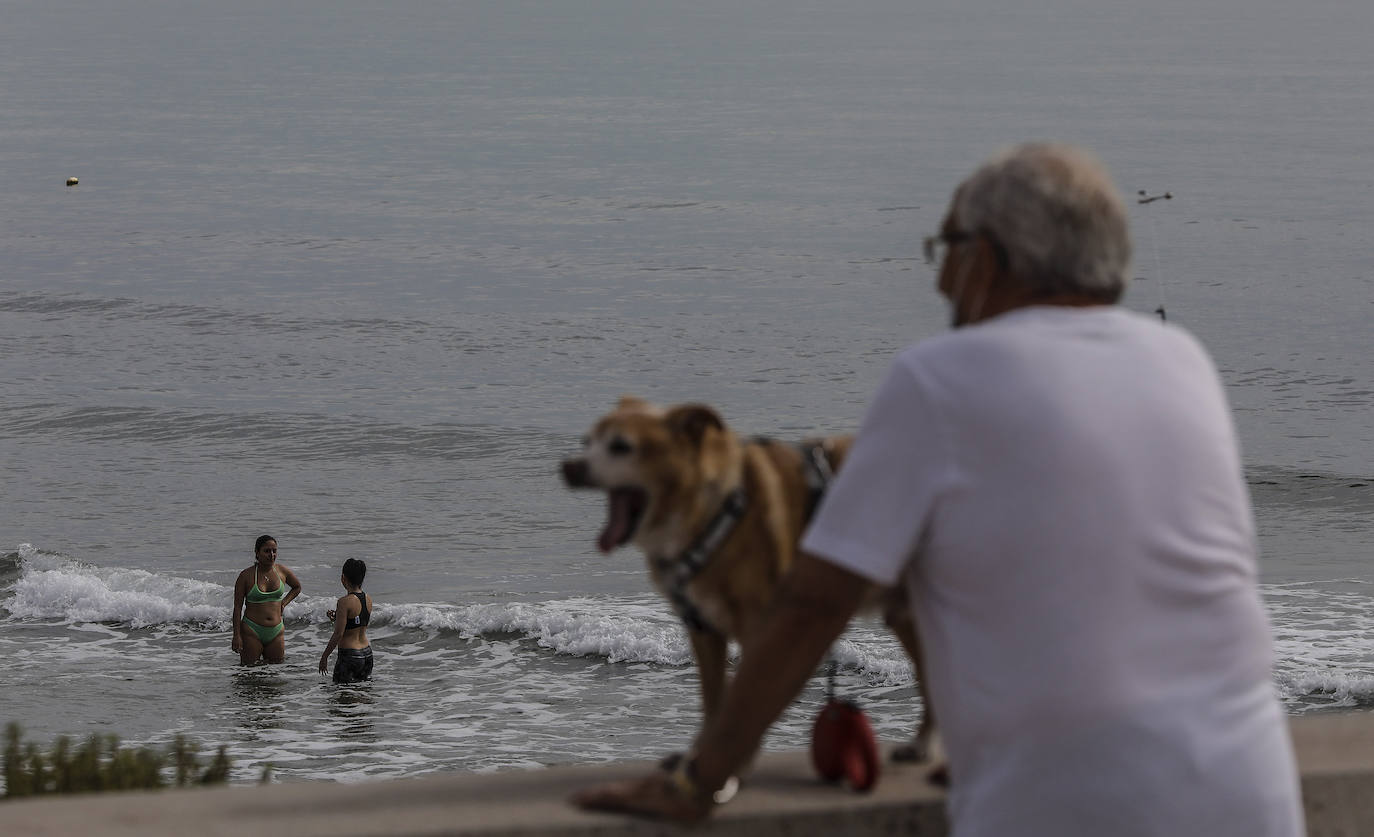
top-left (810, 698), bottom-right (880, 792)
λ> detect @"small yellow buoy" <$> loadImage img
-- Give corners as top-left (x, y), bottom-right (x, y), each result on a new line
top-left (66, 176), bottom-right (79, 187)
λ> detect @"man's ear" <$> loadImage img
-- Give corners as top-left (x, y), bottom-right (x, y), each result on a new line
top-left (664, 404), bottom-right (726, 446)
top-left (973, 233), bottom-right (1008, 275)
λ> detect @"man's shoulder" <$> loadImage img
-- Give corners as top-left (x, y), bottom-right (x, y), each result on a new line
top-left (893, 306), bottom-right (1206, 382)
top-left (902, 307), bottom-right (1197, 356)
top-left (895, 320), bottom-right (1009, 368)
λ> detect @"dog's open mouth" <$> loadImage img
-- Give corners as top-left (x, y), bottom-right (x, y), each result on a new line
top-left (599, 487), bottom-right (648, 553)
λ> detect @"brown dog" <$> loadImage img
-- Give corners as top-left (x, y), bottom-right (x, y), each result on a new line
top-left (561, 396), bottom-right (936, 764)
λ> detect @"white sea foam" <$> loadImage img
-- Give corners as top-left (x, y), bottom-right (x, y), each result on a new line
top-left (2, 546), bottom-right (912, 690)
top-left (7, 544), bottom-right (227, 628)
top-left (3, 544), bottom-right (332, 629)
top-left (6, 546), bottom-right (1374, 711)
top-left (415, 599), bottom-right (694, 665)
top-left (1263, 581), bottom-right (1374, 710)
top-left (4, 565), bottom-right (1371, 789)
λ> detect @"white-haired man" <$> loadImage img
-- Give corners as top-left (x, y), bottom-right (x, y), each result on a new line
top-left (575, 143), bottom-right (1304, 836)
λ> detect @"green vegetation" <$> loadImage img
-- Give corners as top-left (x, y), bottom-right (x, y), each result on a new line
top-left (3, 722), bottom-right (231, 799)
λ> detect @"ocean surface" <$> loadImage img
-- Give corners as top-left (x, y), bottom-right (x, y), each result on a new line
top-left (3, 0), bottom-right (1372, 786)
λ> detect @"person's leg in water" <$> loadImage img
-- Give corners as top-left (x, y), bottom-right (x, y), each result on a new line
top-left (333, 647), bottom-right (373, 683)
top-left (261, 624), bottom-right (286, 664)
top-left (332, 652), bottom-right (354, 683)
top-left (238, 621), bottom-right (264, 665)
top-left (240, 618), bottom-right (285, 664)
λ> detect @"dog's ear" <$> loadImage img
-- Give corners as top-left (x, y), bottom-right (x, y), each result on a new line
top-left (665, 404), bottom-right (726, 446)
top-left (616, 395), bottom-right (651, 412)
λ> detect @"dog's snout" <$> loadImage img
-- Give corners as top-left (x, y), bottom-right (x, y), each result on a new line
top-left (562, 458), bottom-right (591, 487)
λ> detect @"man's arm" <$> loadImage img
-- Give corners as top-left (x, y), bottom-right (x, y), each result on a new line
top-left (573, 552), bottom-right (872, 821)
top-left (693, 553), bottom-right (871, 790)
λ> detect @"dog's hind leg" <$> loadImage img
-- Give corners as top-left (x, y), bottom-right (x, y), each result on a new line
top-left (688, 628), bottom-right (730, 725)
top-left (884, 596), bottom-right (940, 767)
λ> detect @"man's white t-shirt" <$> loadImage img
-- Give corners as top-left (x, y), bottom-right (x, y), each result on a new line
top-left (802, 306), bottom-right (1303, 837)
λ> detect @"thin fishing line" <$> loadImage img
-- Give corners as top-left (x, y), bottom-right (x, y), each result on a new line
top-left (1136, 190), bottom-right (1173, 321)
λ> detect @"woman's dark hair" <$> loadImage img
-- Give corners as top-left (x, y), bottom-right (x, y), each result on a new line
top-left (342, 558), bottom-right (367, 587)
top-left (254, 534), bottom-right (276, 555)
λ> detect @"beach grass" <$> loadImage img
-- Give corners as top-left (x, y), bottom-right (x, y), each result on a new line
top-left (2, 722), bottom-right (231, 798)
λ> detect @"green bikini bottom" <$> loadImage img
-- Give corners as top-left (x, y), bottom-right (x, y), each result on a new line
top-left (243, 617), bottom-right (284, 644)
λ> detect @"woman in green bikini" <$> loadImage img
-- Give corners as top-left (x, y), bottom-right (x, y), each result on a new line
top-left (231, 534), bottom-right (302, 664)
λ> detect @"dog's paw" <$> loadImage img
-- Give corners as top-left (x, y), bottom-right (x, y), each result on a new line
top-left (925, 761), bottom-right (950, 788)
top-left (889, 740), bottom-right (928, 763)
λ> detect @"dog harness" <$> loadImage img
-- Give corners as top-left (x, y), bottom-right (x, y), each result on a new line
top-left (796, 440), bottom-right (837, 522)
top-left (660, 440), bottom-right (837, 636)
top-left (661, 487), bottom-right (748, 635)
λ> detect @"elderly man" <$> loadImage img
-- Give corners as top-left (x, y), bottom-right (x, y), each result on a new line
top-left (574, 143), bottom-right (1304, 836)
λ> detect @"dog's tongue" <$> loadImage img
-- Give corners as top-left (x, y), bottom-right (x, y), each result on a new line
top-left (599, 491), bottom-right (635, 553)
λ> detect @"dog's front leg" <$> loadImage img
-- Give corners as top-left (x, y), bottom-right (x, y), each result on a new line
top-left (688, 628), bottom-right (730, 725)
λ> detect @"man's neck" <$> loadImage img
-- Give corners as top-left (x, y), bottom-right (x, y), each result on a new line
top-left (972, 289), bottom-right (1113, 324)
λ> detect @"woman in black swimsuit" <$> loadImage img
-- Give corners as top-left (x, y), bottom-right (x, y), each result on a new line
top-left (319, 558), bottom-right (374, 683)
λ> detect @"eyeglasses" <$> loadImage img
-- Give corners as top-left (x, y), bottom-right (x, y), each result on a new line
top-left (921, 228), bottom-right (1009, 269)
top-left (922, 230), bottom-right (974, 265)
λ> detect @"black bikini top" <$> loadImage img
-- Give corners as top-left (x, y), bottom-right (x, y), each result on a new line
top-left (344, 591), bottom-right (370, 631)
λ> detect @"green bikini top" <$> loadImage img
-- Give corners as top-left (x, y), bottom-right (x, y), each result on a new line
top-left (246, 568), bottom-right (289, 604)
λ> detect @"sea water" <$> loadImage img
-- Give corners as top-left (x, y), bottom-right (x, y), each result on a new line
top-left (2, 0), bottom-right (1372, 785)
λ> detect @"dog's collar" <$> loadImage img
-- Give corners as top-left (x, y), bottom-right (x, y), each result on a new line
top-left (657, 487), bottom-right (747, 636)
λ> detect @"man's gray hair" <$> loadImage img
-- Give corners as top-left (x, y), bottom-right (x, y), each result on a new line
top-left (953, 143), bottom-right (1132, 301)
